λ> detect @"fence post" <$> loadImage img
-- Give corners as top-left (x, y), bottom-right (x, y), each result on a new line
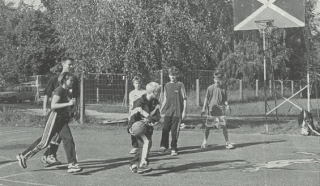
top-left (256, 79), bottom-right (259, 97)
top-left (124, 75), bottom-right (128, 107)
top-left (300, 80), bottom-right (302, 97)
top-left (96, 87), bottom-right (99, 103)
top-left (80, 72), bottom-right (85, 125)
top-left (239, 79), bottom-right (243, 102)
top-left (281, 80), bottom-right (284, 96)
top-left (35, 75), bottom-right (40, 104)
top-left (196, 79), bottom-right (200, 106)
top-left (160, 70), bottom-right (164, 104)
top-left (291, 80), bottom-right (294, 95)
top-left (269, 79), bottom-right (272, 96)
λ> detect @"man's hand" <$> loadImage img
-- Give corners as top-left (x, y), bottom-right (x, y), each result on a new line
top-left (68, 98), bottom-right (76, 106)
top-left (225, 105), bottom-right (231, 113)
top-left (182, 111), bottom-right (186, 120)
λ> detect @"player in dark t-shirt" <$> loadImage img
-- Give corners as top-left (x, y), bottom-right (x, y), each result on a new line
top-left (41, 57), bottom-right (79, 166)
top-left (17, 72), bottom-right (82, 173)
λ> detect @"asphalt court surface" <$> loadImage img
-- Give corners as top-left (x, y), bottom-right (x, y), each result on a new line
top-left (0, 126), bottom-right (319, 186)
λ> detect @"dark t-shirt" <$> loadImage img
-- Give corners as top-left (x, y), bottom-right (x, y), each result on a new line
top-left (52, 86), bottom-right (71, 114)
top-left (43, 73), bottom-right (79, 98)
top-left (161, 81), bottom-right (187, 118)
top-left (205, 84), bottom-right (227, 116)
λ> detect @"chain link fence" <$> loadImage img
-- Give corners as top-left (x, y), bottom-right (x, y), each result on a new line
top-left (83, 71), bottom-right (310, 107)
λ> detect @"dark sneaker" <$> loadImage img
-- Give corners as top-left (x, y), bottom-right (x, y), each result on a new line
top-left (67, 163), bottom-right (83, 173)
top-left (137, 165), bottom-right (152, 174)
top-left (158, 147), bottom-right (168, 154)
top-left (130, 164), bottom-right (138, 173)
top-left (46, 155), bottom-right (62, 166)
top-left (16, 154), bottom-right (27, 169)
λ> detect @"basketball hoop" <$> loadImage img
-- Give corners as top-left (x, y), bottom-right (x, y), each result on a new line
top-left (255, 20), bottom-right (275, 38)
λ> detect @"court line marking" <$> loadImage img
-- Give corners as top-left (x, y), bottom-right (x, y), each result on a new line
top-left (0, 178), bottom-right (55, 186)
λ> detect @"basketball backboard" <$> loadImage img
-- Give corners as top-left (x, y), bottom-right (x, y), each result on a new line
top-left (233, 0), bottom-right (305, 31)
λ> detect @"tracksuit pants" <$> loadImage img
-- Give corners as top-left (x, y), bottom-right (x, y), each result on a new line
top-left (160, 116), bottom-right (181, 150)
top-left (131, 135), bottom-right (138, 148)
top-left (130, 127), bottom-right (153, 167)
top-left (22, 111), bottom-right (77, 164)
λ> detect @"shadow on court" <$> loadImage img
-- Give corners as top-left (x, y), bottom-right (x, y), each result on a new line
top-left (153, 139), bottom-right (287, 156)
top-left (34, 156), bottom-right (179, 176)
top-left (144, 159), bottom-right (246, 177)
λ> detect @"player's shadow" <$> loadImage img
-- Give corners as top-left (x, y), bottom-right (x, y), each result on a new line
top-left (144, 159), bottom-right (246, 177)
top-left (34, 156), bottom-right (178, 175)
top-left (0, 160), bottom-right (16, 166)
top-left (154, 139), bottom-right (286, 156)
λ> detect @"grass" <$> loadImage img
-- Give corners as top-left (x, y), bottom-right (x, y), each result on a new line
top-left (0, 105), bottom-right (45, 127)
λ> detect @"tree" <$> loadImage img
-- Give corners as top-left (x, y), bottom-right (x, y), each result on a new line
top-left (0, 0), bottom-right (62, 84)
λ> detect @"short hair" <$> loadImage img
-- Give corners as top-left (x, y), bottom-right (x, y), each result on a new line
top-left (146, 82), bottom-right (161, 94)
top-left (132, 75), bottom-right (142, 83)
top-left (168, 66), bottom-right (180, 76)
top-left (58, 72), bottom-right (74, 85)
top-left (60, 56), bottom-right (74, 64)
top-left (213, 71), bottom-right (222, 78)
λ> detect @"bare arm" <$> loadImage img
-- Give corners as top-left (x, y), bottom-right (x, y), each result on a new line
top-left (51, 95), bottom-right (75, 110)
top-left (181, 84), bottom-right (187, 119)
top-left (160, 88), bottom-right (167, 115)
top-left (43, 95), bottom-right (48, 116)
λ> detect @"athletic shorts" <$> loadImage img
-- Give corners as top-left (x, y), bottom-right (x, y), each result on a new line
top-left (205, 115), bottom-right (226, 128)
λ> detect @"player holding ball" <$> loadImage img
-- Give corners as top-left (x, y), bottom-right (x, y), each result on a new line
top-left (127, 82), bottom-right (161, 174)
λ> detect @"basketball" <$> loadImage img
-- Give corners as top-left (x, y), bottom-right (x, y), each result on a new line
top-left (130, 121), bottom-right (147, 137)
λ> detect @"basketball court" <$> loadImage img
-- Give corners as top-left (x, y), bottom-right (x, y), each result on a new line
top-left (0, 126), bottom-right (319, 186)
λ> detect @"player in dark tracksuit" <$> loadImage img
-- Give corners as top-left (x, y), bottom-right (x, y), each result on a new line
top-left (127, 82), bottom-right (161, 174)
top-left (159, 66), bottom-right (187, 156)
top-left (16, 72), bottom-right (82, 173)
top-left (41, 57), bottom-right (79, 166)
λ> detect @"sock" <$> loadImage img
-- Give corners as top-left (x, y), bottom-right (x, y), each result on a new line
top-left (43, 145), bottom-right (50, 156)
top-left (49, 144), bottom-right (59, 156)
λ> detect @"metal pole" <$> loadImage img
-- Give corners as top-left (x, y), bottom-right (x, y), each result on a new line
top-left (80, 72), bottom-right (85, 124)
top-left (124, 75), bottom-right (128, 107)
top-left (263, 29), bottom-right (268, 133)
top-left (160, 70), bottom-right (164, 104)
top-left (196, 79), bottom-right (200, 106)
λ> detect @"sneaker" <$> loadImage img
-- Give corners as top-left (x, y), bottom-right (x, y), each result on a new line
top-left (158, 147), bottom-right (168, 154)
top-left (137, 165), bottom-right (152, 174)
top-left (201, 141), bottom-right (208, 149)
top-left (130, 164), bottom-right (138, 173)
top-left (129, 148), bottom-right (138, 154)
top-left (16, 153), bottom-right (27, 169)
top-left (226, 142), bottom-right (235, 149)
top-left (67, 163), bottom-right (83, 173)
top-left (171, 150), bottom-right (178, 156)
top-left (41, 155), bottom-right (49, 166)
top-left (46, 155), bottom-right (62, 166)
